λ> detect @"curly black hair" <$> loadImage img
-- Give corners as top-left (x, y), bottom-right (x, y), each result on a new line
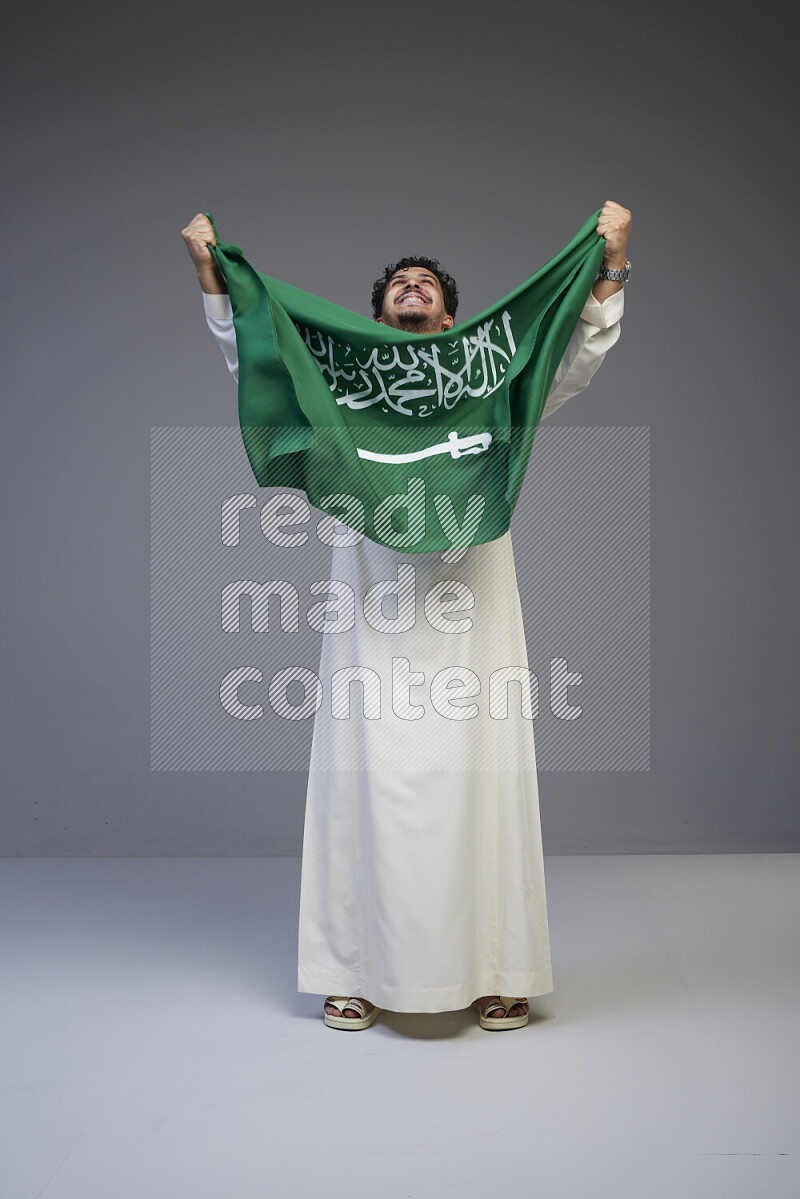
top-left (371, 256), bottom-right (459, 321)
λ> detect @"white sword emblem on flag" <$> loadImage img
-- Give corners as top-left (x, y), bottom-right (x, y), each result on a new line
top-left (355, 430), bottom-right (493, 464)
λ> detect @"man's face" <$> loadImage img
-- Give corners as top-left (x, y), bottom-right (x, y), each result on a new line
top-left (377, 265), bottom-right (454, 334)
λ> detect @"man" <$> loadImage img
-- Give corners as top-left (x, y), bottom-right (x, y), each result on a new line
top-left (182, 201), bottom-right (631, 1029)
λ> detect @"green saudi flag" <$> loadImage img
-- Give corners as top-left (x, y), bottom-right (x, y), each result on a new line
top-left (206, 209), bottom-right (607, 555)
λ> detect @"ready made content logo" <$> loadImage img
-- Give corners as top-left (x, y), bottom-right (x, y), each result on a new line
top-left (150, 426), bottom-right (650, 772)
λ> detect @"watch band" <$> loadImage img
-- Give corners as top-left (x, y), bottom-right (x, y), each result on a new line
top-left (596, 258), bottom-right (631, 283)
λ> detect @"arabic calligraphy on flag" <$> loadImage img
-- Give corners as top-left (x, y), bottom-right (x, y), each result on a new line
top-left (296, 311), bottom-right (517, 419)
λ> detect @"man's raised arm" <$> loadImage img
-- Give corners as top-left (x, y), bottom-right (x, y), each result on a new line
top-left (182, 212), bottom-right (237, 379)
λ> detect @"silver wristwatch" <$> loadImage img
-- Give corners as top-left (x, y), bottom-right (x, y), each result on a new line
top-left (597, 258), bottom-right (631, 283)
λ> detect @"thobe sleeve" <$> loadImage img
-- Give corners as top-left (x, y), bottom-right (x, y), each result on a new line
top-left (539, 287), bottom-right (624, 421)
top-left (202, 291), bottom-right (239, 382)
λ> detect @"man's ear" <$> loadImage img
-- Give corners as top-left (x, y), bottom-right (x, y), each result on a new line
top-left (442, 314), bottom-right (454, 330)
top-left (376, 317), bottom-right (383, 324)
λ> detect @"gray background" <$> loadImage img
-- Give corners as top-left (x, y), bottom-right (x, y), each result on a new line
top-left (2, 0), bottom-right (796, 854)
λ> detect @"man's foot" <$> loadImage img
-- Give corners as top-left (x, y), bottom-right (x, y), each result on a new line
top-left (474, 994), bottom-right (529, 1019)
top-left (324, 996), bottom-right (375, 1019)
top-left (323, 995), bottom-right (528, 1020)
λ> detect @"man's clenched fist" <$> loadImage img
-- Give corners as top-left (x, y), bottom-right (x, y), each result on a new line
top-left (181, 213), bottom-right (227, 294)
top-left (596, 200), bottom-right (632, 267)
top-left (181, 212), bottom-right (216, 268)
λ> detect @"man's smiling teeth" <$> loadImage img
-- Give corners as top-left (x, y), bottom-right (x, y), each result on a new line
top-left (398, 293), bottom-right (427, 304)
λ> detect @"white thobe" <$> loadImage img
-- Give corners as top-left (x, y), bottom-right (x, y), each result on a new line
top-left (203, 282), bottom-right (624, 1013)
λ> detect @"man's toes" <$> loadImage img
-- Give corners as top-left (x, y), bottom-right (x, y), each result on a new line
top-left (486, 999), bottom-right (528, 1018)
top-left (325, 999), bottom-right (372, 1018)
top-left (324, 1002), bottom-right (356, 1017)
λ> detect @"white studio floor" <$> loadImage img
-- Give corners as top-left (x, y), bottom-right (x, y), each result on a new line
top-left (1, 853), bottom-right (798, 1199)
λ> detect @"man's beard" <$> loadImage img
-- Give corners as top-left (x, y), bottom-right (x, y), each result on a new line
top-left (392, 307), bottom-right (436, 333)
